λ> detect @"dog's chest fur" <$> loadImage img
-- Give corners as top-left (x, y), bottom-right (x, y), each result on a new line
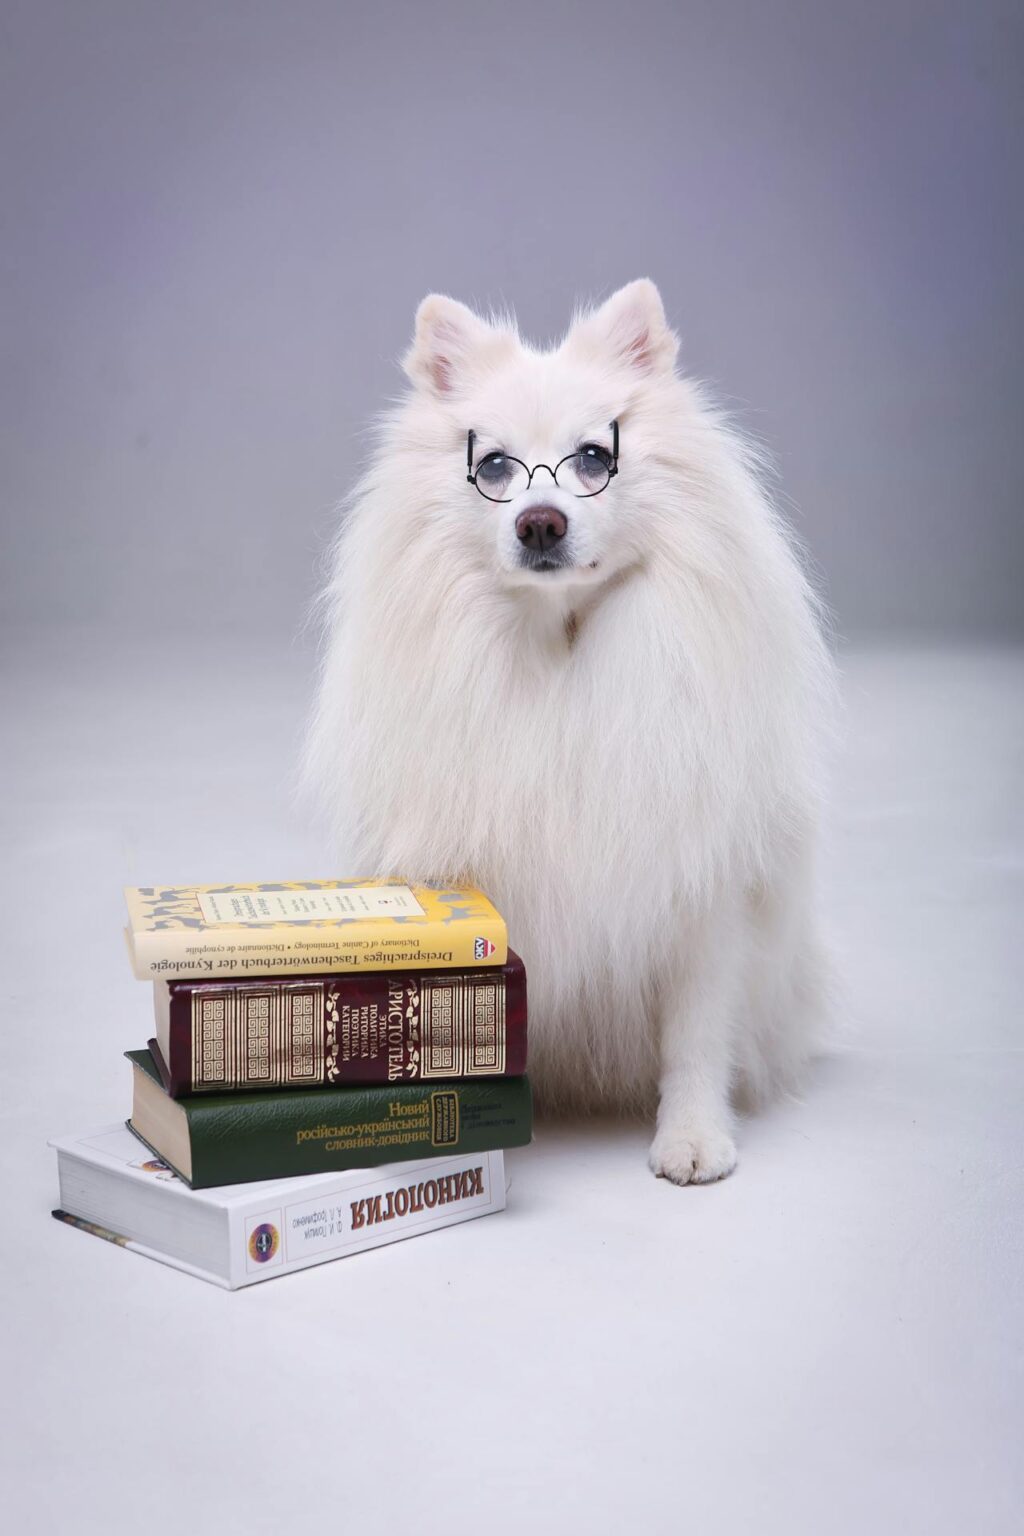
top-left (341, 570), bottom-right (753, 1106)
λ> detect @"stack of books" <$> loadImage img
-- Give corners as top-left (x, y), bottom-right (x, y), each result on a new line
top-left (51, 880), bottom-right (531, 1287)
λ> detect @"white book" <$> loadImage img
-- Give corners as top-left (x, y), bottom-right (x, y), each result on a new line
top-left (50, 1125), bottom-right (506, 1289)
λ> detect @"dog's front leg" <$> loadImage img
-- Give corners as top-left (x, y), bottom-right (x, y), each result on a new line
top-left (648, 899), bottom-right (741, 1185)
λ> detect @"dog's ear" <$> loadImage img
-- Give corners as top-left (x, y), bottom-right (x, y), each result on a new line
top-left (567, 279), bottom-right (678, 376)
top-left (403, 294), bottom-right (513, 396)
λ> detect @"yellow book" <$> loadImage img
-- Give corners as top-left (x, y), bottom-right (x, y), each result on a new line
top-left (123, 880), bottom-right (507, 981)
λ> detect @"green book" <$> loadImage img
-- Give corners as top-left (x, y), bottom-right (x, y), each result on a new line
top-left (127, 1048), bottom-right (532, 1189)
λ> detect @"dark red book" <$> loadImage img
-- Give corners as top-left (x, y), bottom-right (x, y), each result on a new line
top-left (151, 951), bottom-right (527, 1097)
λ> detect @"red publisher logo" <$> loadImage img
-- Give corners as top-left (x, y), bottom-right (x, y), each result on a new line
top-left (474, 937), bottom-right (496, 960)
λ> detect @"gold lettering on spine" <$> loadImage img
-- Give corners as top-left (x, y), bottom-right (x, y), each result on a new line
top-left (430, 1090), bottom-right (459, 1146)
top-left (386, 980), bottom-right (405, 1081)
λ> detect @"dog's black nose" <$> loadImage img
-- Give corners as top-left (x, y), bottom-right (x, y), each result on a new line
top-left (515, 506), bottom-right (568, 553)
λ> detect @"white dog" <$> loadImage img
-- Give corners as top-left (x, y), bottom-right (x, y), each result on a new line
top-left (304, 280), bottom-right (835, 1184)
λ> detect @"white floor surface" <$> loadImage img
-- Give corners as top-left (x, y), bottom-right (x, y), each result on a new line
top-left (1, 630), bottom-right (1021, 1534)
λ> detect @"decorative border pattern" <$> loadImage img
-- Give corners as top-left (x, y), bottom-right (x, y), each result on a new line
top-left (420, 978), bottom-right (506, 1077)
top-left (192, 986), bottom-right (326, 1088)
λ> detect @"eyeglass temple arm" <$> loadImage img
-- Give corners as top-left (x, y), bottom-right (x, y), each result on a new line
top-left (610, 419), bottom-right (619, 474)
top-left (466, 429), bottom-right (475, 482)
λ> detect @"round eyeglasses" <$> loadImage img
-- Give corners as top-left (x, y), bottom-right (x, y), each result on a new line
top-left (467, 421), bottom-right (619, 503)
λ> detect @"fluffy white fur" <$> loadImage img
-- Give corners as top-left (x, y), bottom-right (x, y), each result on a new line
top-left (303, 279), bottom-right (836, 1184)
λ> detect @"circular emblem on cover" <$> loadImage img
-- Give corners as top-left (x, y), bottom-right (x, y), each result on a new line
top-left (248, 1222), bottom-right (280, 1263)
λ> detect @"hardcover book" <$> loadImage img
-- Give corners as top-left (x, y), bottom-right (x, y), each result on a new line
top-left (123, 880), bottom-right (508, 981)
top-left (152, 950), bottom-right (527, 1096)
top-left (51, 1124), bottom-right (505, 1289)
top-left (128, 1048), bottom-right (532, 1188)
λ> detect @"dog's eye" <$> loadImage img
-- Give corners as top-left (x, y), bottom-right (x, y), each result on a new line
top-left (570, 444), bottom-right (614, 487)
top-left (472, 452), bottom-right (530, 502)
top-left (477, 453), bottom-right (511, 484)
top-left (578, 443), bottom-right (612, 473)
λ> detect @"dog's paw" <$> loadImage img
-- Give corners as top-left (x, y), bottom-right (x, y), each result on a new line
top-left (648, 1123), bottom-right (738, 1186)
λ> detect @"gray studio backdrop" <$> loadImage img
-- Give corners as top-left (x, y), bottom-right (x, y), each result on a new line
top-left (2, 0), bottom-right (1021, 642)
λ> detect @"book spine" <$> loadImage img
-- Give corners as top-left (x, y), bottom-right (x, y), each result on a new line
top-left (226, 1149), bottom-right (506, 1287)
top-left (125, 914), bottom-right (507, 981)
top-left (162, 957), bottom-right (527, 1096)
top-left (126, 1053), bottom-right (531, 1189)
top-left (181, 1075), bottom-right (531, 1188)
